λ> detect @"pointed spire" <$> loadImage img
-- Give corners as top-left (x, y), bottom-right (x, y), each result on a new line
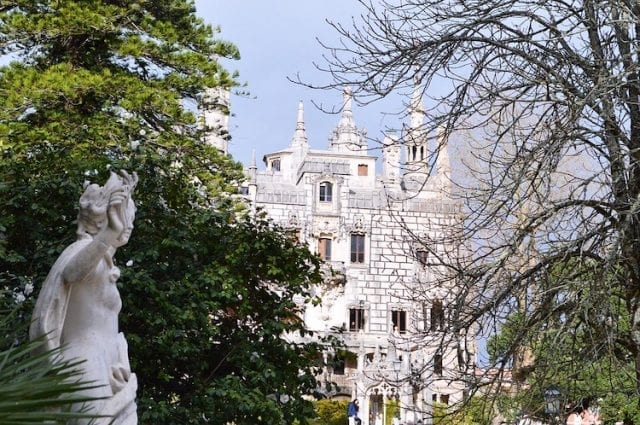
top-left (343, 86), bottom-right (353, 116)
top-left (436, 125), bottom-right (451, 176)
top-left (290, 100), bottom-right (308, 148)
top-left (410, 77), bottom-right (424, 131)
top-left (248, 149), bottom-right (257, 184)
top-left (329, 86), bottom-right (367, 152)
top-left (250, 149), bottom-right (257, 169)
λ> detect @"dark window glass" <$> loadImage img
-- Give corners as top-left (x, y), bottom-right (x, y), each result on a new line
top-left (391, 310), bottom-right (407, 334)
top-left (271, 158), bottom-right (281, 171)
top-left (351, 234), bottom-right (365, 263)
top-left (319, 181), bottom-right (333, 202)
top-left (434, 353), bottom-right (443, 376)
top-left (416, 250), bottom-right (428, 266)
top-left (431, 299), bottom-right (445, 331)
top-left (349, 308), bottom-right (365, 331)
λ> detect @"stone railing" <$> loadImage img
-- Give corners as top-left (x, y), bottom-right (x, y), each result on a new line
top-left (256, 190), bottom-right (306, 205)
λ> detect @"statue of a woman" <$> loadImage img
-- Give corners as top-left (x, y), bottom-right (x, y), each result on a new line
top-left (30, 170), bottom-right (139, 425)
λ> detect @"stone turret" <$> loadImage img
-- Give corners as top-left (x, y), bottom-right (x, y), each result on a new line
top-left (329, 87), bottom-right (367, 153)
top-left (382, 132), bottom-right (401, 184)
top-left (404, 81), bottom-right (429, 176)
top-left (201, 87), bottom-right (230, 154)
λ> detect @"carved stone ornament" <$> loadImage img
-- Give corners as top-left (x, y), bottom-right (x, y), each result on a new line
top-left (30, 171), bottom-right (138, 424)
top-left (352, 214), bottom-right (367, 234)
top-left (286, 211), bottom-right (300, 229)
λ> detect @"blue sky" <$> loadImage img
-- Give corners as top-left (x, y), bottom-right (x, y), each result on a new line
top-left (195, 1), bottom-right (404, 167)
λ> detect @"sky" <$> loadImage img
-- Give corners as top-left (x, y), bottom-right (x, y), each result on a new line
top-left (195, 1), bottom-right (404, 168)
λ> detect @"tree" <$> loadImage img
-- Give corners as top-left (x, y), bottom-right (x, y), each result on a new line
top-left (308, 0), bottom-right (640, 414)
top-left (0, 1), bottom-right (326, 423)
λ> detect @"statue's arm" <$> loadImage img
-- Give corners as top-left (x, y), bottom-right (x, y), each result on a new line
top-left (62, 194), bottom-right (127, 285)
top-left (61, 239), bottom-right (112, 285)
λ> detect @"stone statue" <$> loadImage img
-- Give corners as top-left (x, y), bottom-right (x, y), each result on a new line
top-left (30, 170), bottom-right (138, 424)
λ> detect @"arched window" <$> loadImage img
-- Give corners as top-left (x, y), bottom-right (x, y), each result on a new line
top-left (319, 181), bottom-right (333, 202)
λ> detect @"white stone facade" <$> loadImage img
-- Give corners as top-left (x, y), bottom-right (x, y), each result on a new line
top-left (238, 90), bottom-right (476, 425)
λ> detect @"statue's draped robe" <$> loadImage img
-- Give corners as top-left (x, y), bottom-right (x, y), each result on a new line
top-left (30, 237), bottom-right (137, 425)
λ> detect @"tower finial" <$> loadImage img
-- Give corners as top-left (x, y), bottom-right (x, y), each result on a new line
top-left (291, 100), bottom-right (308, 148)
top-left (329, 86), bottom-right (367, 152)
top-left (343, 86), bottom-right (353, 115)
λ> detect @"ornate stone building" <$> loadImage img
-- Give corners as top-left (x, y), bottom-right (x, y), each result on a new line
top-left (203, 87), bottom-right (476, 425)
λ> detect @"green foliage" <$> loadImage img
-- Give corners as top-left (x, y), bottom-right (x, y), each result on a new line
top-left (309, 399), bottom-right (348, 425)
top-left (122, 208), bottom-right (325, 424)
top-left (385, 399), bottom-right (400, 425)
top-left (433, 399), bottom-right (492, 425)
top-left (0, 1), bottom-right (326, 424)
top-left (486, 259), bottom-right (640, 423)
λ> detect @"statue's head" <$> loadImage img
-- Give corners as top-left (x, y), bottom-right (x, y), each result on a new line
top-left (77, 170), bottom-right (138, 239)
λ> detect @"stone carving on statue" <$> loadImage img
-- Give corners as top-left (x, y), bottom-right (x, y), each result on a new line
top-left (30, 171), bottom-right (139, 425)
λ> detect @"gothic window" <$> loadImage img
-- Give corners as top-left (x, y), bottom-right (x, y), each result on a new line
top-left (391, 310), bottom-right (407, 334)
top-left (416, 249), bottom-right (428, 266)
top-left (318, 238), bottom-right (332, 261)
top-left (358, 164), bottom-right (368, 176)
top-left (319, 181), bottom-right (333, 202)
top-left (430, 299), bottom-right (445, 331)
top-left (434, 353), bottom-right (443, 376)
top-left (270, 158), bottom-right (281, 171)
top-left (351, 233), bottom-right (365, 263)
top-left (349, 308), bottom-right (365, 331)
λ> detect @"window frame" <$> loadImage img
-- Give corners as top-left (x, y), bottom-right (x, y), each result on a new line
top-left (350, 233), bottom-right (365, 264)
top-left (430, 299), bottom-right (445, 331)
top-left (416, 249), bottom-right (428, 266)
top-left (318, 237), bottom-right (332, 261)
top-left (434, 353), bottom-right (443, 376)
top-left (349, 308), bottom-right (365, 332)
top-left (270, 157), bottom-right (281, 172)
top-left (357, 163), bottom-right (369, 176)
top-left (319, 181), bottom-right (333, 202)
top-left (391, 310), bottom-right (407, 334)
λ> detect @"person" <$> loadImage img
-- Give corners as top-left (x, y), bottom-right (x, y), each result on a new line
top-left (566, 406), bottom-right (583, 425)
top-left (347, 399), bottom-right (362, 425)
top-left (581, 407), bottom-right (600, 425)
top-left (30, 171), bottom-right (139, 425)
